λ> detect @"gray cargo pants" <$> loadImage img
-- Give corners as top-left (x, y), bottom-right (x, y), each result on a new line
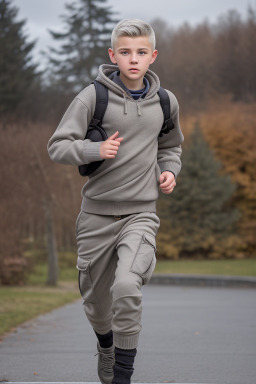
top-left (75, 211), bottom-right (160, 349)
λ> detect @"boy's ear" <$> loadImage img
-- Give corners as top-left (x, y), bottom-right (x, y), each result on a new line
top-left (150, 50), bottom-right (158, 65)
top-left (108, 48), bottom-right (117, 64)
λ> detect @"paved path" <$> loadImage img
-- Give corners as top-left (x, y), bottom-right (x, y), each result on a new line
top-left (1, 285), bottom-right (256, 384)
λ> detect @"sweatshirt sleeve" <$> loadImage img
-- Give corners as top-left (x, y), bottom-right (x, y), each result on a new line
top-left (157, 90), bottom-right (184, 178)
top-left (47, 85), bottom-right (103, 166)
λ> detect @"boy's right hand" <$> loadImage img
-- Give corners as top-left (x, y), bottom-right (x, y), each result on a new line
top-left (100, 131), bottom-right (123, 159)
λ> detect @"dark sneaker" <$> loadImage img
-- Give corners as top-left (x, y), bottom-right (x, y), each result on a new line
top-left (96, 342), bottom-right (115, 384)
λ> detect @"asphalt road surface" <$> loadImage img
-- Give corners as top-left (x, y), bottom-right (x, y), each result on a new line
top-left (0, 285), bottom-right (256, 384)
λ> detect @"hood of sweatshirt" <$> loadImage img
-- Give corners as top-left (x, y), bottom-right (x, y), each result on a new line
top-left (96, 64), bottom-right (161, 100)
top-left (95, 64), bottom-right (161, 117)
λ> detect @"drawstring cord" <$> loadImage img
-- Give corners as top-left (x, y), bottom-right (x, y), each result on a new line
top-left (123, 93), bottom-right (128, 115)
top-left (122, 93), bottom-right (142, 116)
top-left (136, 99), bottom-right (142, 116)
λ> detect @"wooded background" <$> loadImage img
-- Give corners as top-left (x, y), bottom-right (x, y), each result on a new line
top-left (0, 0), bottom-right (255, 285)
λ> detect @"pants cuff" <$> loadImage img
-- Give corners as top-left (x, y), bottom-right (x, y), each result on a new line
top-left (113, 331), bottom-right (140, 349)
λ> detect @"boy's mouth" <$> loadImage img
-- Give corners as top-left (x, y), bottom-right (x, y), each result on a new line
top-left (129, 68), bottom-right (139, 72)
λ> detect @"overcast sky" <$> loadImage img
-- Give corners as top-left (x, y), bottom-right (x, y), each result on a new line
top-left (14, 0), bottom-right (253, 68)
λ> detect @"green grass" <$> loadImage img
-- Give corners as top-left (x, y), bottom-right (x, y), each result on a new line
top-left (154, 258), bottom-right (256, 276)
top-left (0, 282), bottom-right (80, 337)
top-left (28, 263), bottom-right (78, 285)
top-left (0, 255), bottom-right (80, 338)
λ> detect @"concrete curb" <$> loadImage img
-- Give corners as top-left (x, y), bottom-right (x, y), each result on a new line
top-left (150, 273), bottom-right (256, 288)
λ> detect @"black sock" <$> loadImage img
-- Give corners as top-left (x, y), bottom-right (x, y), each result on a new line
top-left (115, 347), bottom-right (137, 370)
top-left (94, 329), bottom-right (113, 349)
top-left (113, 348), bottom-right (137, 384)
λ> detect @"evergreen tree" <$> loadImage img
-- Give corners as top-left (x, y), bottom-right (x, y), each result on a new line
top-left (47, 0), bottom-right (118, 93)
top-left (157, 124), bottom-right (240, 259)
top-left (0, 0), bottom-right (38, 115)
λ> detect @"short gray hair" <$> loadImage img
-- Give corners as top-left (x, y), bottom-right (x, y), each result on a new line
top-left (111, 19), bottom-right (156, 50)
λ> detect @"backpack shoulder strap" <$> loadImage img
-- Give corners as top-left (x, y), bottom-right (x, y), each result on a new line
top-left (157, 86), bottom-right (175, 137)
top-left (90, 80), bottom-right (108, 127)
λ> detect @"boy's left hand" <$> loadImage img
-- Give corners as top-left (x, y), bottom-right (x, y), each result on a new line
top-left (159, 171), bottom-right (176, 194)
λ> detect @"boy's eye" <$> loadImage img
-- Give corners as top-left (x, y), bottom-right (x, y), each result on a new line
top-left (121, 51), bottom-right (128, 55)
top-left (139, 51), bottom-right (146, 55)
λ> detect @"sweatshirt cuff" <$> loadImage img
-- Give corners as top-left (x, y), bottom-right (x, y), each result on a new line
top-left (161, 170), bottom-right (176, 178)
top-left (158, 161), bottom-right (181, 179)
top-left (83, 140), bottom-right (103, 163)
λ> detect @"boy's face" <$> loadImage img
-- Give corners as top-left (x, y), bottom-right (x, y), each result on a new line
top-left (108, 36), bottom-right (158, 90)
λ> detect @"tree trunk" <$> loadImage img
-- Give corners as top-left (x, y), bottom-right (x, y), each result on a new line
top-left (44, 199), bottom-right (58, 286)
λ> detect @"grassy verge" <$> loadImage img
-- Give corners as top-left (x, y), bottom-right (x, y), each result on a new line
top-left (154, 258), bottom-right (256, 276)
top-left (0, 282), bottom-right (80, 338)
top-left (0, 259), bottom-right (80, 338)
top-left (27, 263), bottom-right (78, 285)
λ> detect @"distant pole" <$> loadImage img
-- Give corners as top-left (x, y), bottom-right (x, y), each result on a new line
top-left (44, 199), bottom-right (58, 286)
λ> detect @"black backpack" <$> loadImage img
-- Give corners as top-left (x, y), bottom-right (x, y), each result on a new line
top-left (78, 80), bottom-right (175, 177)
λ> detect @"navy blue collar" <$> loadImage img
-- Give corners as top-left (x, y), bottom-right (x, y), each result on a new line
top-left (109, 71), bottom-right (150, 99)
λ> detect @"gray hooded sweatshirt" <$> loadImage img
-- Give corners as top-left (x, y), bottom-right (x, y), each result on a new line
top-left (47, 64), bottom-right (184, 215)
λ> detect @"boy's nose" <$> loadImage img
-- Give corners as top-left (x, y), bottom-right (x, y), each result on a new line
top-left (130, 54), bottom-right (138, 64)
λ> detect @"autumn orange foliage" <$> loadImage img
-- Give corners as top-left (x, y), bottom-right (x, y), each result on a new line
top-left (191, 99), bottom-right (256, 255)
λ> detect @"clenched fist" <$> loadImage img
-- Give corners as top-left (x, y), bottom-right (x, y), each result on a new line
top-left (100, 131), bottom-right (123, 159)
top-left (159, 171), bottom-right (176, 194)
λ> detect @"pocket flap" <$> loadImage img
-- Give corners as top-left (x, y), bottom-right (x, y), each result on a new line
top-left (76, 257), bottom-right (91, 272)
top-left (142, 234), bottom-right (157, 252)
top-left (130, 234), bottom-right (156, 277)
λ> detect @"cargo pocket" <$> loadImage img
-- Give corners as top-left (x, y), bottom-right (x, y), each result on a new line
top-left (130, 234), bottom-right (157, 285)
top-left (76, 257), bottom-right (96, 303)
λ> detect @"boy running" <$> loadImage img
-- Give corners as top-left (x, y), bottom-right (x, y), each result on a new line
top-left (48, 18), bottom-right (184, 384)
